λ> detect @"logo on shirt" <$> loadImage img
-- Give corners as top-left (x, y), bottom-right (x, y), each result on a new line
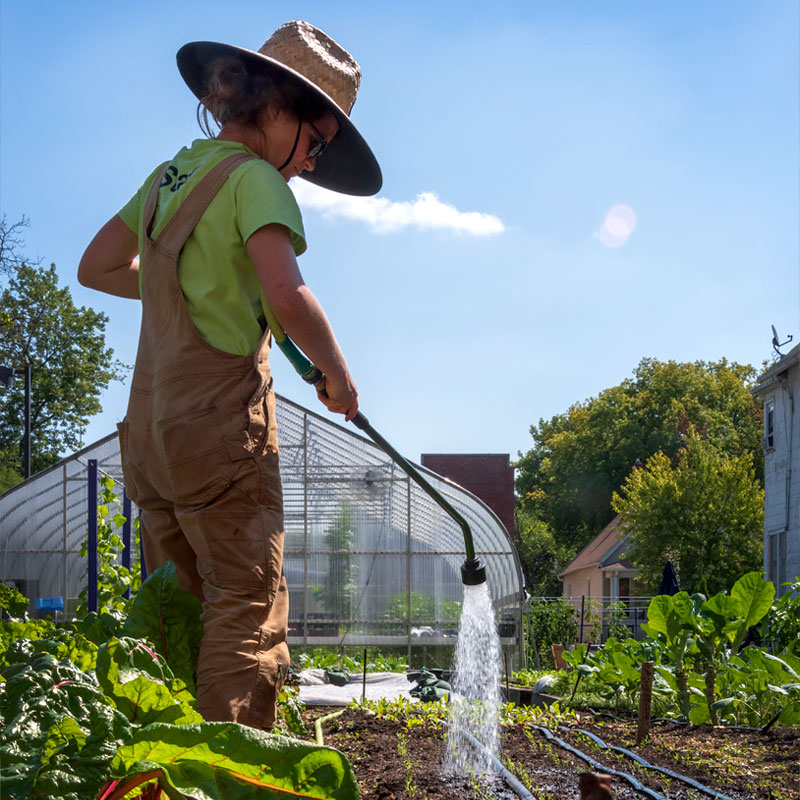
top-left (161, 165), bottom-right (199, 193)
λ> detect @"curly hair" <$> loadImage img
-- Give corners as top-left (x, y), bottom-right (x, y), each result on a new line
top-left (198, 57), bottom-right (330, 137)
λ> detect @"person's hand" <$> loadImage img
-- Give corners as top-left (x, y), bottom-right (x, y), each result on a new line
top-left (316, 370), bottom-right (358, 421)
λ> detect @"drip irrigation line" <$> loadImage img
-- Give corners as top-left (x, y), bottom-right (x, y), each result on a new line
top-left (452, 727), bottom-right (536, 800)
top-left (527, 724), bottom-right (667, 800)
top-left (554, 724), bottom-right (736, 800)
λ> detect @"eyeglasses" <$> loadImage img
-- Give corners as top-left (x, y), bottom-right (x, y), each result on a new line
top-left (306, 120), bottom-right (329, 161)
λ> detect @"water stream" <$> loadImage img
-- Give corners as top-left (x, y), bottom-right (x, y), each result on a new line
top-left (443, 581), bottom-right (503, 778)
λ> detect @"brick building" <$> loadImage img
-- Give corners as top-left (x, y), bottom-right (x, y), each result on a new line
top-left (419, 453), bottom-right (515, 538)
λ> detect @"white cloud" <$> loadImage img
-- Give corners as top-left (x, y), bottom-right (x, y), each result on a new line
top-left (291, 181), bottom-right (505, 236)
top-left (596, 204), bottom-right (637, 248)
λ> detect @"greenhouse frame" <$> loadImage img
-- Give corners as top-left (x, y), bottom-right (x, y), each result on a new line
top-left (0, 394), bottom-right (526, 666)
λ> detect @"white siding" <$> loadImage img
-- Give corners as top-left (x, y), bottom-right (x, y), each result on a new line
top-left (760, 357), bottom-right (800, 596)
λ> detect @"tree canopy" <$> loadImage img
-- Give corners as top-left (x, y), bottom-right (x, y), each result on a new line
top-left (611, 433), bottom-right (763, 595)
top-left (0, 216), bottom-right (128, 490)
top-left (515, 357), bottom-right (763, 555)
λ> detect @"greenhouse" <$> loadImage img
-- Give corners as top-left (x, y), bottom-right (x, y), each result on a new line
top-left (0, 393), bottom-right (525, 665)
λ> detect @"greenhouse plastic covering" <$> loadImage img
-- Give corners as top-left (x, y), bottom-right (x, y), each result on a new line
top-left (0, 394), bottom-right (524, 659)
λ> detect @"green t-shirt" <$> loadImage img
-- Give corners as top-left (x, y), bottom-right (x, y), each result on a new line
top-left (119, 139), bottom-right (306, 356)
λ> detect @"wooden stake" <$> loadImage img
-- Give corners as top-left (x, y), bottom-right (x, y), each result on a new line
top-left (637, 661), bottom-right (654, 744)
top-left (551, 644), bottom-right (567, 670)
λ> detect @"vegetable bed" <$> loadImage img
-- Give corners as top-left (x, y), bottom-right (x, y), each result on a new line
top-left (317, 704), bottom-right (799, 800)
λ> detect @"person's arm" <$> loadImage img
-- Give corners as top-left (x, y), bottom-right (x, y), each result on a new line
top-left (78, 215), bottom-right (140, 299)
top-left (246, 223), bottom-right (359, 420)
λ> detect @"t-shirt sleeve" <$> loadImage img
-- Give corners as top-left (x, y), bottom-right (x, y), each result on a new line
top-left (117, 163), bottom-right (169, 235)
top-left (233, 161), bottom-right (307, 256)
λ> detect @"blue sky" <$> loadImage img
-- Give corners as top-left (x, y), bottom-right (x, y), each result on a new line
top-left (1, 1), bottom-right (798, 462)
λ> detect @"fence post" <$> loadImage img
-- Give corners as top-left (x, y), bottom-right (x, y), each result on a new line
top-left (87, 459), bottom-right (98, 613)
top-left (122, 490), bottom-right (132, 599)
top-left (579, 595), bottom-right (585, 643)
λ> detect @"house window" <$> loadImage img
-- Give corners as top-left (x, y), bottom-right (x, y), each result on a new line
top-left (765, 399), bottom-right (775, 450)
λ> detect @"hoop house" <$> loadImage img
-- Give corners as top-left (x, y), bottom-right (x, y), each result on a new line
top-left (0, 395), bottom-right (524, 664)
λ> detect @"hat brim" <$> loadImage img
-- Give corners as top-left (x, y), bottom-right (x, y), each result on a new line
top-left (177, 41), bottom-right (382, 196)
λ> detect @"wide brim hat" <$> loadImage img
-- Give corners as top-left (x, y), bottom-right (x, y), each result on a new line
top-left (177, 21), bottom-right (382, 196)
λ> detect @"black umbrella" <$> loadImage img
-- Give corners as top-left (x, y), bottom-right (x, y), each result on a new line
top-left (658, 560), bottom-right (680, 596)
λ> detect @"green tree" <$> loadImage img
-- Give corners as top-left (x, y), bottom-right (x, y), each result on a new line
top-left (611, 433), bottom-right (763, 595)
top-left (515, 358), bottom-right (763, 553)
top-left (516, 510), bottom-right (573, 596)
top-left (0, 217), bottom-right (128, 490)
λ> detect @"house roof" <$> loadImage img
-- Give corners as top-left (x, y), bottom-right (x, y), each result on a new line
top-left (752, 342), bottom-right (800, 397)
top-left (558, 514), bottom-right (630, 578)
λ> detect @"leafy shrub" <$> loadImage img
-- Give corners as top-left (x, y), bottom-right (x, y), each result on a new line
top-left (525, 598), bottom-right (578, 669)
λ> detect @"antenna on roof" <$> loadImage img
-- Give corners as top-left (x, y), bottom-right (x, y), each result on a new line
top-left (771, 325), bottom-right (793, 357)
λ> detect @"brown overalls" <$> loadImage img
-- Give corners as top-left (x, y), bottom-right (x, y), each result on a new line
top-left (117, 153), bottom-right (290, 730)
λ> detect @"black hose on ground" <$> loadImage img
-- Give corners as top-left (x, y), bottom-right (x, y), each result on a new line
top-left (549, 724), bottom-right (737, 800)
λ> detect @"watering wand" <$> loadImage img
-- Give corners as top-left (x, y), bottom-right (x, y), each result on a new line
top-left (263, 310), bottom-right (486, 586)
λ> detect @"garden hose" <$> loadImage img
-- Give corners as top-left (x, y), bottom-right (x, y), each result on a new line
top-left (314, 709), bottom-right (346, 746)
top-left (262, 303), bottom-right (485, 585)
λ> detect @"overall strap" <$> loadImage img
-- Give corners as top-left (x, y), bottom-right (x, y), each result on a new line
top-left (146, 152), bottom-right (256, 255)
top-left (142, 163), bottom-right (170, 241)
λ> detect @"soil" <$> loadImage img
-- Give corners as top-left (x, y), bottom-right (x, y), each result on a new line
top-left (310, 708), bottom-right (799, 800)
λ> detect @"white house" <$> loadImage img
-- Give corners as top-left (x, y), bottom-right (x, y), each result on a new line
top-left (752, 342), bottom-right (800, 596)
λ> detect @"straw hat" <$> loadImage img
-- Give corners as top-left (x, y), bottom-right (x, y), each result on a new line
top-left (177, 21), bottom-right (382, 196)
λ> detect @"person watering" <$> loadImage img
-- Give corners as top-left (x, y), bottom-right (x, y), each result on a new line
top-left (78, 20), bottom-right (381, 730)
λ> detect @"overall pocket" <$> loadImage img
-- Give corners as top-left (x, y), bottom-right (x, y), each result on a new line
top-left (157, 406), bottom-right (234, 504)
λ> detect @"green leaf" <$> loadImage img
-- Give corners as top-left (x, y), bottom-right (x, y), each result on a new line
top-left (0, 646), bottom-right (131, 800)
top-left (730, 572), bottom-right (775, 650)
top-left (779, 701), bottom-right (800, 725)
top-left (121, 563), bottom-right (203, 692)
top-left (688, 698), bottom-right (711, 725)
top-left (96, 637), bottom-right (202, 728)
top-left (0, 584), bottom-right (30, 619)
top-left (112, 722), bottom-right (359, 800)
top-left (42, 715), bottom-right (87, 761)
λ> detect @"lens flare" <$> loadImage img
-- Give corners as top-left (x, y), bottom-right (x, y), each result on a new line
top-left (598, 203), bottom-right (637, 247)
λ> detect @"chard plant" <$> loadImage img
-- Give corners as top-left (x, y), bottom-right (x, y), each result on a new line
top-left (0, 564), bottom-right (359, 800)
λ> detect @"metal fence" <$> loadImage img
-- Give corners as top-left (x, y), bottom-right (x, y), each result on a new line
top-left (529, 595), bottom-right (656, 644)
top-left (1, 393), bottom-right (525, 664)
